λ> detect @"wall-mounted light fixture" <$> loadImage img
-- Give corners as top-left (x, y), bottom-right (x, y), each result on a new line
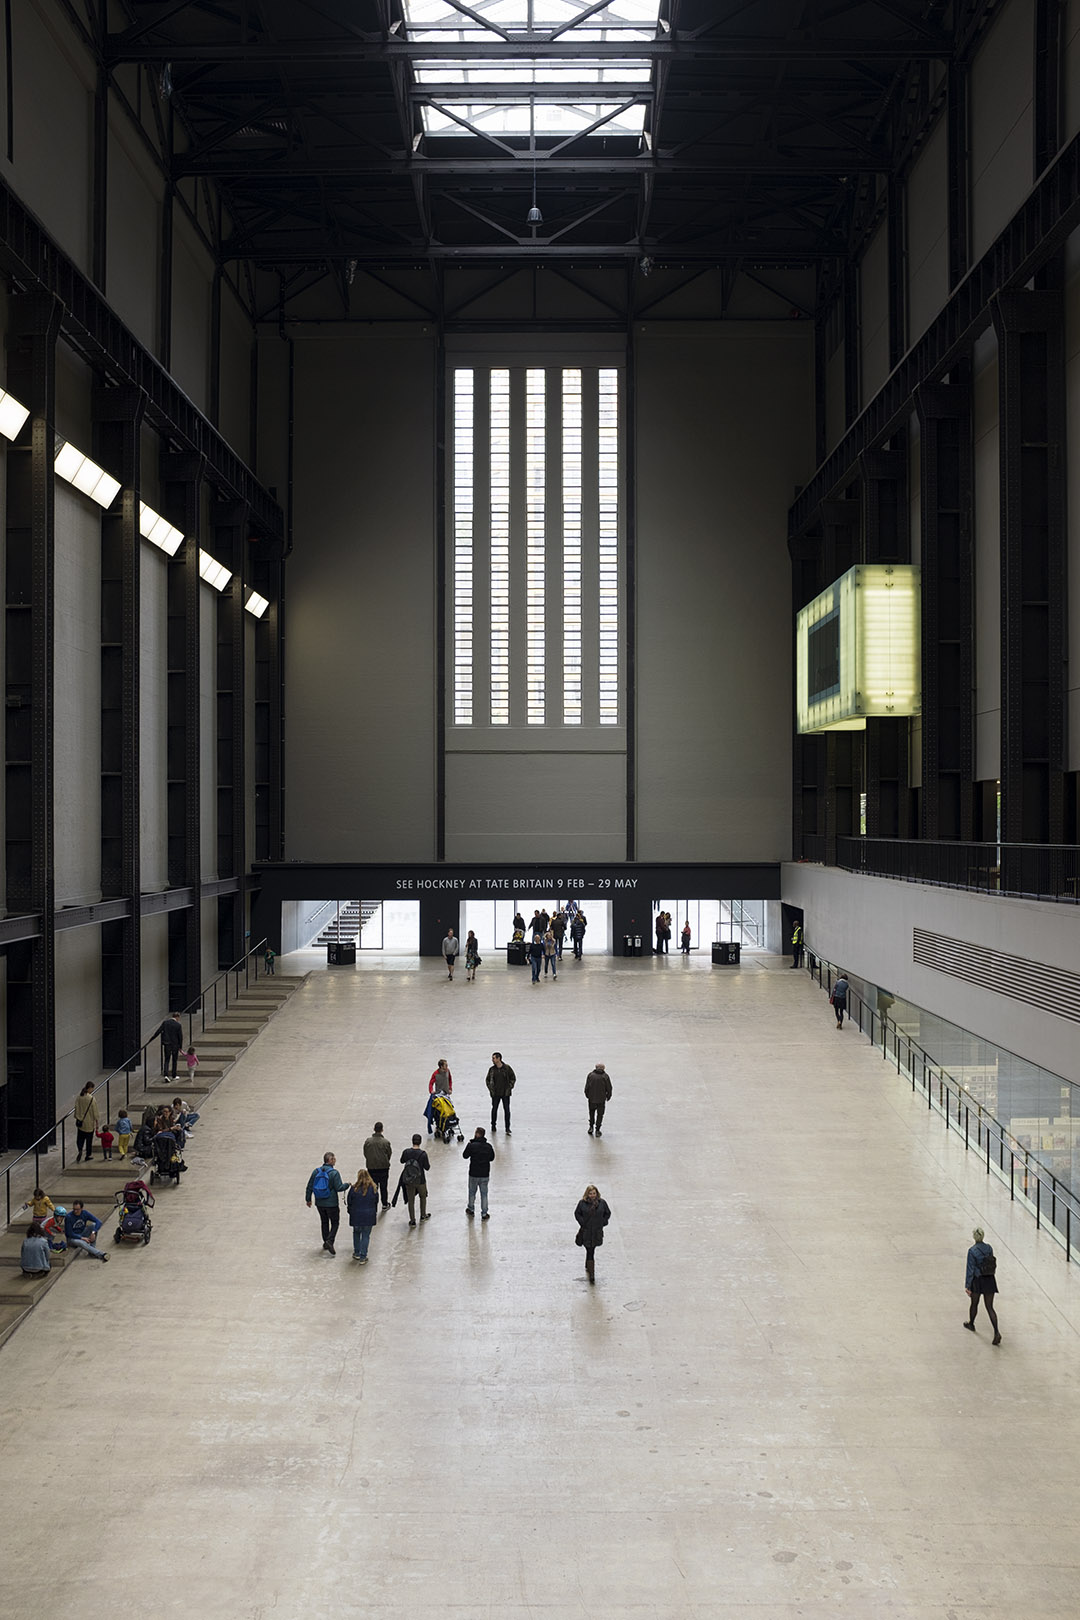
top-left (198, 550), bottom-right (232, 591)
top-left (54, 441), bottom-right (121, 508)
top-left (245, 590), bottom-right (269, 619)
top-left (139, 501), bottom-right (184, 557)
top-left (796, 564), bottom-right (921, 733)
top-left (0, 388), bottom-right (29, 441)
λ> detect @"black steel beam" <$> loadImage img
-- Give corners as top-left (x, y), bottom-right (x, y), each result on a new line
top-left (226, 241), bottom-right (840, 264)
top-left (0, 172), bottom-right (283, 542)
top-left (0, 914), bottom-right (42, 946)
top-left (916, 378), bottom-right (975, 841)
top-left (163, 453), bottom-right (205, 1011)
top-left (861, 447), bottom-right (910, 840)
top-left (56, 899), bottom-right (132, 930)
top-left (789, 129), bottom-right (1080, 538)
top-left (96, 383), bottom-right (144, 1072)
top-left (5, 294), bottom-right (61, 1147)
top-left (214, 500), bottom-right (249, 966)
top-left (992, 288), bottom-right (1067, 844)
top-left (184, 154), bottom-right (890, 178)
top-left (108, 38), bottom-right (954, 65)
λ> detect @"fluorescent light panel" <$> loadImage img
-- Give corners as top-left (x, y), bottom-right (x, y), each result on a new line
top-left (198, 550), bottom-right (232, 591)
top-left (245, 590), bottom-right (269, 618)
top-left (0, 388), bottom-right (29, 441)
top-left (54, 442), bottom-right (121, 509)
top-left (139, 501), bottom-right (184, 557)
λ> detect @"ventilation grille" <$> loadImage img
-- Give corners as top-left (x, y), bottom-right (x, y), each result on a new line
top-left (913, 928), bottom-right (1080, 1024)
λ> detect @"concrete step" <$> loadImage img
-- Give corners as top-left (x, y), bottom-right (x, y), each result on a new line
top-left (188, 1033), bottom-right (249, 1048)
top-left (0, 1230), bottom-right (74, 1268)
top-left (141, 1081), bottom-right (216, 1097)
top-left (34, 1178), bottom-right (143, 1212)
top-left (0, 1301), bottom-right (31, 1350)
top-left (0, 1267), bottom-right (65, 1305)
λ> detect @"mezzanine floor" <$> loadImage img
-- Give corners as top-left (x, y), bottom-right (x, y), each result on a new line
top-left (1, 948), bottom-right (1079, 1620)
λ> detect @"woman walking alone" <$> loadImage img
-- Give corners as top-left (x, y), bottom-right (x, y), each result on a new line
top-left (464, 930), bottom-right (481, 982)
top-left (964, 1226), bottom-right (1001, 1344)
top-left (574, 1184), bottom-right (611, 1283)
top-left (74, 1083), bottom-right (100, 1162)
top-left (346, 1170), bottom-right (379, 1262)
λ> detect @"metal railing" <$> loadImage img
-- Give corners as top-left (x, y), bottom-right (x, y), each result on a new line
top-left (3, 939), bottom-right (267, 1226)
top-left (826, 837), bottom-right (1080, 902)
top-left (804, 948), bottom-right (1080, 1262)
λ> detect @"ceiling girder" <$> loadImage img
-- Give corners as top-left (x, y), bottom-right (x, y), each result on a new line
top-left (181, 153), bottom-right (890, 178)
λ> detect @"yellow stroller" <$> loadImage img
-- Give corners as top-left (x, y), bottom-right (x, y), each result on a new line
top-left (431, 1093), bottom-right (463, 1144)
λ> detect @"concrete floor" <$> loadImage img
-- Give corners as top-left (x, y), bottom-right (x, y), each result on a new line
top-left (2, 948), bottom-right (1079, 1620)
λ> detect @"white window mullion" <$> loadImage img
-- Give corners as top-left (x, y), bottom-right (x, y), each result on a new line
top-left (452, 368), bottom-right (474, 725)
top-left (562, 368), bottom-right (583, 724)
top-left (525, 367), bottom-right (546, 723)
top-left (598, 367), bottom-right (620, 724)
top-left (489, 369), bottom-right (511, 724)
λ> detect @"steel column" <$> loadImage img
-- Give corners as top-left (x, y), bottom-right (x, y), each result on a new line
top-left (915, 377), bottom-right (975, 839)
top-left (861, 447), bottom-right (911, 837)
top-left (5, 294), bottom-right (61, 1146)
top-left (96, 383), bottom-right (144, 1070)
top-left (821, 494), bottom-right (862, 863)
top-left (163, 453), bottom-right (205, 1009)
top-left (214, 500), bottom-right (249, 965)
top-left (991, 289), bottom-right (1067, 843)
top-left (252, 545), bottom-right (284, 863)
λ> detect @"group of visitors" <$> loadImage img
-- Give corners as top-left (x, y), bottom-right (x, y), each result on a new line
top-left (304, 1051), bottom-right (616, 1281)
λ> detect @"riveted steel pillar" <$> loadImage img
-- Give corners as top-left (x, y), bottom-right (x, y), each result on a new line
top-left (96, 384), bottom-right (145, 1070)
top-left (991, 289), bottom-right (1067, 844)
top-left (214, 499), bottom-right (249, 965)
top-left (163, 453), bottom-right (205, 1010)
top-left (5, 294), bottom-right (61, 1145)
top-left (821, 494), bottom-right (863, 864)
top-left (791, 533), bottom-right (824, 858)
top-left (861, 447), bottom-right (911, 838)
top-left (946, 63), bottom-right (969, 289)
top-left (252, 544), bottom-right (284, 864)
top-left (916, 377), bottom-right (975, 840)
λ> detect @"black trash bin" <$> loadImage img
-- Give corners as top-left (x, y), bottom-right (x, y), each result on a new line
top-left (711, 941), bottom-right (741, 966)
top-left (506, 940), bottom-right (526, 966)
top-left (327, 941), bottom-right (356, 966)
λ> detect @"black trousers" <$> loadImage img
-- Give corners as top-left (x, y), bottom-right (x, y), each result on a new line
top-left (76, 1128), bottom-right (94, 1159)
top-left (161, 1043), bottom-right (180, 1077)
top-left (317, 1205), bottom-right (340, 1246)
top-left (369, 1168), bottom-right (390, 1207)
top-left (491, 1094), bottom-right (511, 1130)
top-left (588, 1101), bottom-right (606, 1131)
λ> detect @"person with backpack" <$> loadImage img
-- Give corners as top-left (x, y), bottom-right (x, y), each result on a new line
top-left (463, 1126), bottom-right (495, 1218)
top-left (397, 1135), bottom-right (431, 1226)
top-left (964, 1227), bottom-right (1001, 1344)
top-left (305, 1152), bottom-right (347, 1255)
top-left (570, 911), bottom-right (587, 958)
top-left (829, 973), bottom-right (849, 1028)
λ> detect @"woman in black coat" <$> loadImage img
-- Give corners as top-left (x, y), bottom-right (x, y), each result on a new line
top-left (574, 1184), bottom-right (611, 1283)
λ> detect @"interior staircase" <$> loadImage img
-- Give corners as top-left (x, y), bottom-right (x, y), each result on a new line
top-left (313, 901), bottom-right (381, 948)
top-left (0, 972), bottom-right (306, 1349)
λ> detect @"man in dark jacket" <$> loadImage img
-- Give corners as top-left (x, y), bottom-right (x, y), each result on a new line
top-left (398, 1135), bottom-right (431, 1226)
top-left (528, 932), bottom-right (544, 983)
top-left (584, 1063), bottom-right (612, 1136)
top-left (550, 909), bottom-right (567, 957)
top-left (305, 1151), bottom-right (347, 1254)
top-left (463, 1127), bottom-right (495, 1218)
top-left (485, 1052), bottom-right (517, 1134)
top-left (153, 1011), bottom-right (184, 1077)
top-left (570, 912), bottom-right (587, 958)
top-left (362, 1122), bottom-right (393, 1210)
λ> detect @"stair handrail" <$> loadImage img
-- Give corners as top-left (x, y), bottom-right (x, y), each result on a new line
top-left (3, 937), bottom-right (268, 1226)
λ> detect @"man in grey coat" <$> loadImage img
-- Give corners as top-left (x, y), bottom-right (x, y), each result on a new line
top-left (441, 927), bottom-right (459, 980)
top-left (362, 1122), bottom-right (393, 1210)
top-left (585, 1063), bottom-right (612, 1137)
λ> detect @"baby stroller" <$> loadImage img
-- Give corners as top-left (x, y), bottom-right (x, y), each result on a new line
top-left (113, 1183), bottom-right (154, 1245)
top-left (431, 1092), bottom-right (464, 1144)
top-left (149, 1129), bottom-right (188, 1186)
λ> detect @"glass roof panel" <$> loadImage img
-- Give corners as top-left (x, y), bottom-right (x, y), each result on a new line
top-left (422, 101), bottom-right (647, 137)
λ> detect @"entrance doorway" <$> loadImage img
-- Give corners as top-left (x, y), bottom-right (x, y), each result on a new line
top-left (651, 899), bottom-right (767, 953)
top-left (460, 898), bottom-right (611, 955)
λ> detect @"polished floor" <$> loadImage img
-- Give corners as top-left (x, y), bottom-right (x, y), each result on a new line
top-left (2, 947), bottom-right (1079, 1620)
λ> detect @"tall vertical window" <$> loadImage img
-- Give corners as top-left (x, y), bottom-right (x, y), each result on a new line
top-left (452, 369), bottom-right (474, 724)
top-left (562, 370), bottom-right (582, 724)
top-left (489, 371), bottom-right (511, 724)
top-left (598, 368), bottom-right (620, 725)
top-left (450, 362), bottom-right (620, 728)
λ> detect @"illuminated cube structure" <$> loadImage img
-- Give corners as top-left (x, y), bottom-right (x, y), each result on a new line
top-left (796, 564), bottom-right (921, 734)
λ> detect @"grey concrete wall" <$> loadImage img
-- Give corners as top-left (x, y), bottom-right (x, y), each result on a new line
top-left (280, 325), bottom-right (438, 861)
top-left (280, 899), bottom-right (337, 954)
top-left (1066, 226), bottom-right (1080, 770)
top-left (859, 220), bottom-right (889, 405)
top-left (906, 118), bottom-right (949, 344)
top-left (635, 323), bottom-right (814, 861)
top-left (970, 0), bottom-right (1035, 261)
top-left (55, 929), bottom-right (102, 1120)
top-left (54, 483), bottom-right (101, 905)
top-left (106, 107), bottom-right (163, 351)
top-left (782, 862), bottom-right (1080, 1085)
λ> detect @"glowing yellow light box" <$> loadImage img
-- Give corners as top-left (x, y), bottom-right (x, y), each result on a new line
top-left (796, 563), bottom-right (921, 734)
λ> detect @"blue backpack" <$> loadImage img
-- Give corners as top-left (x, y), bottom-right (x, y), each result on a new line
top-left (311, 1165), bottom-right (333, 1199)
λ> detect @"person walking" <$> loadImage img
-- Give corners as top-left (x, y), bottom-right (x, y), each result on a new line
top-left (63, 1202), bottom-right (109, 1262)
top-left (264, 945), bottom-right (276, 975)
top-left (362, 1123), bottom-right (393, 1210)
top-left (790, 921), bottom-right (803, 968)
top-left (305, 1152), bottom-right (347, 1255)
top-left (153, 1011), bottom-right (184, 1077)
top-left (680, 920), bottom-right (691, 955)
top-left (346, 1170), bottom-right (379, 1262)
top-left (463, 1126), bottom-right (495, 1218)
top-left (528, 931), bottom-right (544, 983)
top-left (585, 1062), bottom-right (612, 1136)
top-left (441, 926), bottom-right (459, 980)
top-left (464, 930), bottom-right (481, 982)
top-left (574, 1185), bottom-right (612, 1283)
top-left (485, 1052), bottom-right (516, 1134)
top-left (529, 909), bottom-right (545, 938)
top-left (74, 1083), bottom-right (100, 1162)
top-left (830, 973), bottom-right (849, 1028)
top-left (551, 909), bottom-right (567, 958)
top-left (655, 913), bottom-right (668, 954)
top-left (964, 1226), bottom-right (1001, 1344)
top-left (400, 1135), bottom-right (431, 1226)
top-left (426, 1058), bottom-right (453, 1136)
top-left (542, 928), bottom-right (558, 979)
top-left (570, 911), bottom-right (587, 958)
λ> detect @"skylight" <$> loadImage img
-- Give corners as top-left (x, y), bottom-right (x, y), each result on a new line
top-left (402, 1), bottom-right (660, 141)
